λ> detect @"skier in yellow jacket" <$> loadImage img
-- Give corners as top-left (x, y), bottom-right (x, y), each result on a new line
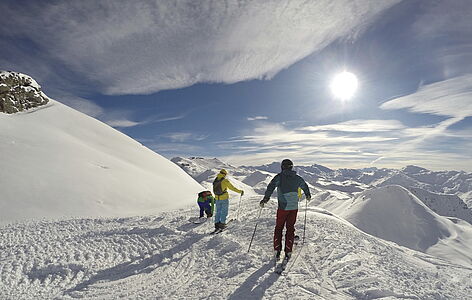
top-left (212, 169), bottom-right (244, 232)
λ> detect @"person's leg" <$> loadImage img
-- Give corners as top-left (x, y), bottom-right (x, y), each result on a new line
top-left (198, 202), bottom-right (205, 218)
top-left (215, 200), bottom-right (222, 226)
top-left (284, 210), bottom-right (298, 253)
top-left (274, 209), bottom-right (288, 252)
top-left (204, 200), bottom-right (212, 217)
top-left (220, 199), bottom-right (229, 225)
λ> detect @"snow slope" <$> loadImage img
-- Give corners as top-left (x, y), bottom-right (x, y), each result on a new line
top-left (0, 99), bottom-right (202, 224)
top-left (1, 196), bottom-right (471, 299)
top-left (408, 186), bottom-right (472, 224)
top-left (335, 185), bottom-right (472, 266)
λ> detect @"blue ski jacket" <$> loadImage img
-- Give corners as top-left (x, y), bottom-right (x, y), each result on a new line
top-left (263, 170), bottom-right (310, 210)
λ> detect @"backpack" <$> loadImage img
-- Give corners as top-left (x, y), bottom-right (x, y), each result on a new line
top-left (198, 191), bottom-right (213, 201)
top-left (213, 177), bottom-right (226, 196)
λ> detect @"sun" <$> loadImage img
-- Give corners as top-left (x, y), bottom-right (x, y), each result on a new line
top-left (330, 71), bottom-right (358, 100)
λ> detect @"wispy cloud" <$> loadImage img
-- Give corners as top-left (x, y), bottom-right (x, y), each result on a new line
top-left (380, 75), bottom-right (472, 119)
top-left (301, 119), bottom-right (405, 133)
top-left (247, 116), bottom-right (268, 121)
top-left (103, 113), bottom-right (186, 128)
top-left (0, 0), bottom-right (399, 95)
top-left (154, 115), bottom-right (186, 123)
top-left (160, 132), bottom-right (208, 143)
top-left (412, 0), bottom-right (472, 78)
top-left (220, 115), bottom-right (472, 171)
top-left (373, 75), bottom-right (472, 170)
top-left (104, 119), bottom-right (141, 128)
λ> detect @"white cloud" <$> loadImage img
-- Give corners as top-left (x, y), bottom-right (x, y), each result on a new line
top-left (301, 119), bottom-right (405, 132)
top-left (0, 0), bottom-right (399, 95)
top-left (154, 115), bottom-right (186, 123)
top-left (104, 119), bottom-right (141, 128)
top-left (247, 116), bottom-right (269, 121)
top-left (161, 132), bottom-right (208, 143)
top-left (380, 75), bottom-right (472, 118)
top-left (103, 113), bottom-right (185, 128)
top-left (219, 118), bottom-right (472, 171)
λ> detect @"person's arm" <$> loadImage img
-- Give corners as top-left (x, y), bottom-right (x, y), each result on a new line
top-left (263, 174), bottom-right (280, 200)
top-left (260, 175), bottom-right (280, 207)
top-left (210, 196), bottom-right (215, 213)
top-left (225, 179), bottom-right (243, 194)
top-left (298, 176), bottom-right (311, 200)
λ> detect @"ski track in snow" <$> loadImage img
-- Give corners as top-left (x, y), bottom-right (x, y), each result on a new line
top-left (1, 197), bottom-right (472, 299)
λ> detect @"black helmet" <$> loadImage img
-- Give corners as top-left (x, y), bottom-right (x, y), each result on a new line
top-left (281, 159), bottom-right (293, 170)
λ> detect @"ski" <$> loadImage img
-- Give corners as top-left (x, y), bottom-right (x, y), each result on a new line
top-left (273, 251), bottom-right (281, 269)
top-left (209, 219), bottom-right (234, 235)
top-left (193, 217), bottom-right (208, 224)
top-left (274, 235), bottom-right (300, 275)
top-left (210, 228), bottom-right (222, 235)
top-left (275, 257), bottom-right (289, 274)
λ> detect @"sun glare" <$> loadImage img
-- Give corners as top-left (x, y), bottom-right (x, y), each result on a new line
top-left (330, 71), bottom-right (358, 100)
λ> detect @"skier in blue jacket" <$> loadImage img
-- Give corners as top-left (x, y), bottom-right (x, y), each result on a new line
top-left (260, 159), bottom-right (311, 261)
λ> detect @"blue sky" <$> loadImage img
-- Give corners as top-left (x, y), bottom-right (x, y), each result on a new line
top-left (1, 0), bottom-right (471, 171)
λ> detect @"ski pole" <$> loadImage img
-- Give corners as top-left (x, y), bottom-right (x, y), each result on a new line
top-left (237, 194), bottom-right (242, 220)
top-left (247, 206), bottom-right (262, 253)
top-left (303, 197), bottom-right (308, 244)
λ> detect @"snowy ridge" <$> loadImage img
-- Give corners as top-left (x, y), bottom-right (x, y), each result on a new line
top-left (0, 97), bottom-right (203, 224)
top-left (408, 186), bottom-right (472, 224)
top-left (249, 162), bottom-right (472, 218)
top-left (171, 157), bottom-right (236, 178)
top-left (171, 157), bottom-right (268, 197)
top-left (1, 196), bottom-right (471, 299)
top-left (173, 157), bottom-right (472, 227)
top-left (335, 185), bottom-right (472, 266)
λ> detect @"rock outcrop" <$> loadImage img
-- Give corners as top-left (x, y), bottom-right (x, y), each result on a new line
top-left (0, 71), bottom-right (50, 114)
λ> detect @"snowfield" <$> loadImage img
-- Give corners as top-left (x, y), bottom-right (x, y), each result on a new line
top-left (1, 196), bottom-right (471, 299)
top-left (334, 185), bottom-right (472, 267)
top-left (0, 100), bottom-right (202, 224)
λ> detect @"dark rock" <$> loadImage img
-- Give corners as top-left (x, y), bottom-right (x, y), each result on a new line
top-left (0, 71), bottom-right (50, 114)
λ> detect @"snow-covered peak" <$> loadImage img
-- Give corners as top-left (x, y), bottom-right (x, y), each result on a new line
top-left (407, 186), bottom-right (472, 224)
top-left (402, 165), bottom-right (429, 175)
top-left (0, 93), bottom-right (203, 223)
top-left (336, 185), bottom-right (472, 266)
top-left (248, 161), bottom-right (281, 173)
top-left (171, 156), bottom-right (236, 178)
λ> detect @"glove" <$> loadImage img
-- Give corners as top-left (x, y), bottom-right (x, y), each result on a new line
top-left (240, 190), bottom-right (244, 196)
top-left (259, 198), bottom-right (269, 208)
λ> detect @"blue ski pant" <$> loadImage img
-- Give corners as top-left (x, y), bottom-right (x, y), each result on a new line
top-left (198, 201), bottom-right (212, 218)
top-left (215, 199), bottom-right (229, 224)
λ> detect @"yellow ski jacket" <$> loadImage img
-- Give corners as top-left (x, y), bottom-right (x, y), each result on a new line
top-left (214, 173), bottom-right (243, 200)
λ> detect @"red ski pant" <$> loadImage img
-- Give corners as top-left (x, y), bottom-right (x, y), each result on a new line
top-left (274, 209), bottom-right (298, 253)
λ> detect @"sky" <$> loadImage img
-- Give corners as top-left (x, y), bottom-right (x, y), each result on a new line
top-left (1, 0), bottom-right (471, 171)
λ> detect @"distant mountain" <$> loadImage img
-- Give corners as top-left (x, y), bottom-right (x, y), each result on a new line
top-left (173, 157), bottom-right (472, 225)
top-left (334, 185), bottom-right (472, 266)
top-left (171, 157), bottom-right (258, 197)
top-left (407, 186), bottom-right (472, 224)
top-left (0, 72), bottom-right (203, 224)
